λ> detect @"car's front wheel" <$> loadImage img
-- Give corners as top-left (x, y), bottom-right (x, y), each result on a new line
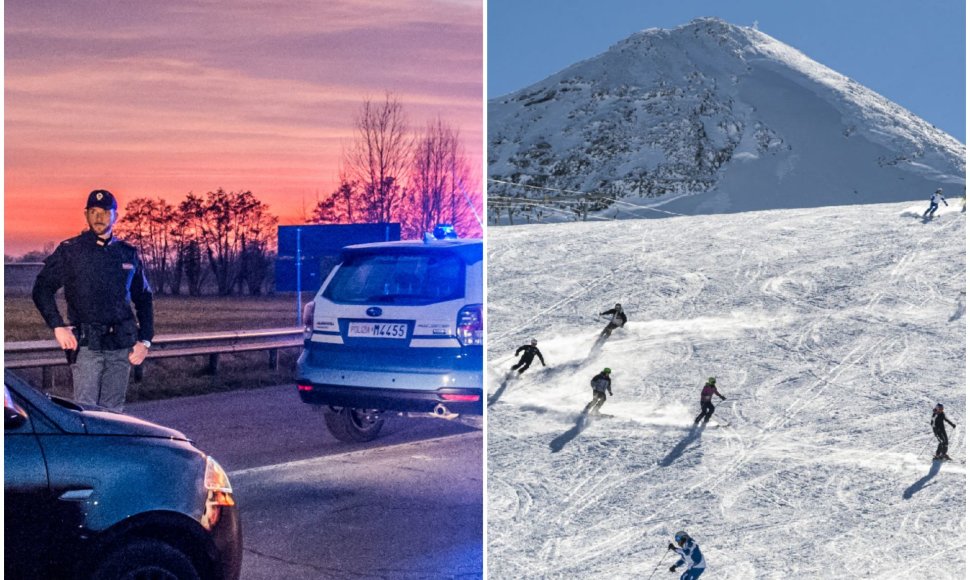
top-left (323, 407), bottom-right (385, 442)
top-left (91, 538), bottom-right (200, 580)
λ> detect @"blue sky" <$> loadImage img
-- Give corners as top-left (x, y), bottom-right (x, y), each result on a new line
top-left (487, 0), bottom-right (966, 142)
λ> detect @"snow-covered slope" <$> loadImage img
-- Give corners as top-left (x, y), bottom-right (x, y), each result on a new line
top-left (486, 202), bottom-right (966, 578)
top-left (488, 18), bottom-right (966, 224)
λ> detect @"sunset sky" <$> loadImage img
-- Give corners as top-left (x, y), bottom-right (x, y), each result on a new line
top-left (4, 0), bottom-right (483, 255)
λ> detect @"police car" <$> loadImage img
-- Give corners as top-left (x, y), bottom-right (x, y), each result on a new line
top-left (296, 227), bottom-right (483, 442)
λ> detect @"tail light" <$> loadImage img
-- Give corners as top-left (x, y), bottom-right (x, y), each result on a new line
top-left (302, 301), bottom-right (315, 340)
top-left (441, 393), bottom-right (480, 402)
top-left (456, 305), bottom-right (483, 346)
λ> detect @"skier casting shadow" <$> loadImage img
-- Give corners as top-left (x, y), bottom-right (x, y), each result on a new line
top-left (694, 377), bottom-right (726, 425)
top-left (550, 368), bottom-right (613, 452)
top-left (931, 403), bottom-right (957, 461)
top-left (510, 338), bottom-right (545, 375)
top-left (598, 303), bottom-right (627, 339)
top-left (582, 368), bottom-right (613, 415)
top-left (922, 187), bottom-right (948, 220)
top-left (902, 461), bottom-right (943, 500)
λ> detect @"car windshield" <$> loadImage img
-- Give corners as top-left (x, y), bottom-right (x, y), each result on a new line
top-left (323, 251), bottom-right (464, 305)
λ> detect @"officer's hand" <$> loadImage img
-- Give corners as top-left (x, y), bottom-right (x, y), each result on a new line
top-left (669, 565), bottom-right (677, 573)
top-left (129, 342), bottom-right (149, 366)
top-left (667, 543), bottom-right (676, 551)
top-left (54, 326), bottom-right (77, 351)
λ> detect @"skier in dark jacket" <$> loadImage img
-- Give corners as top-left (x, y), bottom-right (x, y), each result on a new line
top-left (510, 339), bottom-right (546, 375)
top-left (667, 530), bottom-right (706, 579)
top-left (583, 368), bottom-right (612, 414)
top-left (693, 377), bottom-right (726, 425)
top-left (932, 403), bottom-right (957, 460)
top-left (599, 303), bottom-right (628, 338)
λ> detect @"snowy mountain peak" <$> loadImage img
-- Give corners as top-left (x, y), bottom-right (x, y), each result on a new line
top-left (488, 20), bottom-right (965, 224)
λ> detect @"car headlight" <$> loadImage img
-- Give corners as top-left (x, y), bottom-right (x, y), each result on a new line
top-left (204, 456), bottom-right (234, 507)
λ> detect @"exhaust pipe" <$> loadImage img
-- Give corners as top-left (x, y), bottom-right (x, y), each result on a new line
top-left (432, 403), bottom-right (459, 420)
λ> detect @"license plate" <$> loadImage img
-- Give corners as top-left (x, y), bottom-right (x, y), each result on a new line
top-left (348, 322), bottom-right (408, 339)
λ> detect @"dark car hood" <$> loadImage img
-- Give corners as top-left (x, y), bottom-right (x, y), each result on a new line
top-left (80, 407), bottom-right (190, 441)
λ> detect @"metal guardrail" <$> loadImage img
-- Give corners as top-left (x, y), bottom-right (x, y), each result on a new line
top-left (4, 327), bottom-right (304, 388)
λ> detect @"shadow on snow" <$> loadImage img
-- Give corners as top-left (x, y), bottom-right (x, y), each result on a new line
top-left (902, 460), bottom-right (943, 499)
top-left (550, 413), bottom-right (593, 453)
top-left (658, 424), bottom-right (706, 467)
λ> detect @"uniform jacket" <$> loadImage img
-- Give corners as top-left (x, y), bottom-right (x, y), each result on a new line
top-left (930, 192), bottom-right (947, 205)
top-left (514, 344), bottom-right (545, 365)
top-left (673, 538), bottom-right (707, 570)
top-left (33, 231), bottom-right (154, 344)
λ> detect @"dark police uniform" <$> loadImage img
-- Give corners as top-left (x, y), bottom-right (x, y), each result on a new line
top-left (33, 221), bottom-right (153, 411)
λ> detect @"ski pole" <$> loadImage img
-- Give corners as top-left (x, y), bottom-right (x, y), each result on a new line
top-left (646, 546), bottom-right (670, 580)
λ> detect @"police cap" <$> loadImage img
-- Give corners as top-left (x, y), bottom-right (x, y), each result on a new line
top-left (86, 189), bottom-right (117, 211)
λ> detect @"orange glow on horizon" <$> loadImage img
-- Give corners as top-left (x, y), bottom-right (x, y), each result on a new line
top-left (5, 0), bottom-right (483, 256)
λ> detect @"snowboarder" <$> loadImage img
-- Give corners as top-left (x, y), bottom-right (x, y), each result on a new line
top-left (693, 377), bottom-right (726, 425)
top-left (510, 338), bottom-right (546, 375)
top-left (923, 188), bottom-right (948, 219)
top-left (599, 303), bottom-right (628, 338)
top-left (932, 403), bottom-right (957, 461)
top-left (667, 530), bottom-right (706, 579)
top-left (583, 368), bottom-right (612, 414)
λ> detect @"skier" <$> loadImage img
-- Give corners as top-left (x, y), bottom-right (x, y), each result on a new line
top-left (693, 377), bottom-right (726, 425)
top-left (932, 403), bottom-right (957, 461)
top-left (599, 303), bottom-right (628, 338)
top-left (510, 338), bottom-right (546, 375)
top-left (923, 188), bottom-right (948, 219)
top-left (667, 530), bottom-right (706, 579)
top-left (583, 368), bottom-right (612, 414)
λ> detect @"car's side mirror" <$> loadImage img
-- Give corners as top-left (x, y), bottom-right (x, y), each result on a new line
top-left (4, 385), bottom-right (27, 429)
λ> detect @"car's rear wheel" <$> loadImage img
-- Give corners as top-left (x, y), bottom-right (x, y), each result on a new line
top-left (91, 538), bottom-right (201, 580)
top-left (324, 407), bottom-right (385, 442)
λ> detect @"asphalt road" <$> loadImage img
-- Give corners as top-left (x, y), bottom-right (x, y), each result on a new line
top-left (129, 384), bottom-right (483, 579)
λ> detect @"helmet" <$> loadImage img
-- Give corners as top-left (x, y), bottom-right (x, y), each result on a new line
top-left (531, 338), bottom-right (538, 345)
top-left (602, 368), bottom-right (612, 374)
top-left (706, 377), bottom-right (716, 385)
top-left (674, 531), bottom-right (690, 544)
top-left (615, 303), bottom-right (622, 309)
top-left (936, 188), bottom-right (943, 193)
top-left (935, 403), bottom-right (944, 410)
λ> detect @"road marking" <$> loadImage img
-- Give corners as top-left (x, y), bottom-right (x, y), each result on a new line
top-left (228, 431), bottom-right (481, 477)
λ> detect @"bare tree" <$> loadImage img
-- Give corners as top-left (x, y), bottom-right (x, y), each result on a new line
top-left (311, 178), bottom-right (358, 224)
top-left (116, 197), bottom-right (175, 293)
top-left (182, 189), bottom-right (277, 296)
top-left (343, 93), bottom-right (412, 224)
top-left (409, 118), bottom-right (481, 238)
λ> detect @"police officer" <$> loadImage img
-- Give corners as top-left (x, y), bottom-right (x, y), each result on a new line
top-left (32, 189), bottom-right (154, 411)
